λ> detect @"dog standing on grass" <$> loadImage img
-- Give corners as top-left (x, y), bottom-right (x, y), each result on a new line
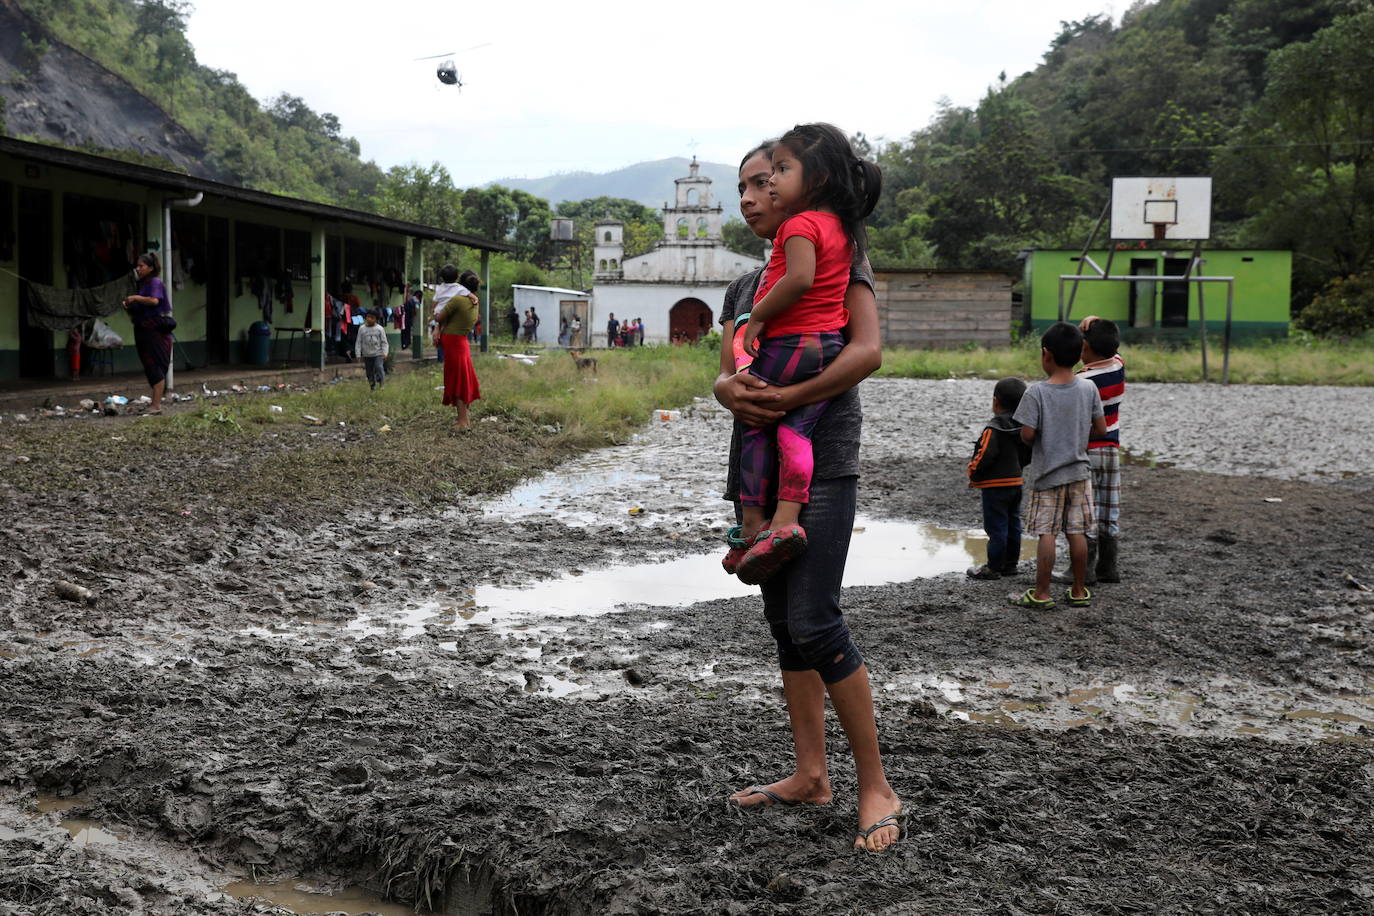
top-left (569, 349), bottom-right (598, 374)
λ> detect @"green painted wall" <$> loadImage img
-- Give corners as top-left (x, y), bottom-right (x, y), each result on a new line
top-left (1023, 248), bottom-right (1292, 342)
top-left (1, 152), bottom-right (417, 381)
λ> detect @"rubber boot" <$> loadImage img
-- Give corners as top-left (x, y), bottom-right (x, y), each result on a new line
top-left (1052, 537), bottom-right (1096, 586)
top-left (1096, 535), bottom-right (1120, 583)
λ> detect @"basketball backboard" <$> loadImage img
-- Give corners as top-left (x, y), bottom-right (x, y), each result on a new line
top-left (1110, 177), bottom-right (1212, 241)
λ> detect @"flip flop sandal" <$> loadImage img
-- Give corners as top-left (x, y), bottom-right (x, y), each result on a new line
top-left (732, 786), bottom-right (798, 808)
top-left (1008, 588), bottom-right (1056, 610)
top-left (854, 809), bottom-right (907, 851)
top-left (1064, 587), bottom-right (1093, 607)
top-left (736, 526), bottom-right (808, 586)
top-left (721, 525), bottom-right (752, 575)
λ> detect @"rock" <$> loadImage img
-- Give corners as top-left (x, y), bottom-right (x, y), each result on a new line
top-left (54, 580), bottom-right (95, 604)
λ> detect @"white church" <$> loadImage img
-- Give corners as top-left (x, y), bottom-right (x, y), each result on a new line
top-left (590, 159), bottom-right (764, 345)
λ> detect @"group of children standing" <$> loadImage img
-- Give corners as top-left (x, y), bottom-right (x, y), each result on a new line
top-left (966, 316), bottom-right (1125, 609)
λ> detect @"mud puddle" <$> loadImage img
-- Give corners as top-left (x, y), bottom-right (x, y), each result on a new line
top-left (880, 673), bottom-right (1374, 742)
top-left (221, 879), bottom-right (437, 915)
top-left (6, 792), bottom-right (450, 916)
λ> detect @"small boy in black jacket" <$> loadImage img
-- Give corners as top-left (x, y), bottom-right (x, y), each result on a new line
top-left (967, 377), bottom-right (1032, 580)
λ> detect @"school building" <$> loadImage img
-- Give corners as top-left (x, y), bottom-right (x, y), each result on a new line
top-left (1020, 248), bottom-right (1292, 342)
top-left (0, 136), bottom-right (512, 383)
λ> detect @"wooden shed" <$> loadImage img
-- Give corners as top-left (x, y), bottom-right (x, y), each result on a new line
top-left (873, 268), bottom-right (1018, 348)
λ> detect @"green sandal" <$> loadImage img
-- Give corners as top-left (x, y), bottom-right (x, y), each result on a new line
top-left (1064, 587), bottom-right (1093, 607)
top-left (721, 525), bottom-right (752, 575)
top-left (1008, 588), bottom-right (1056, 610)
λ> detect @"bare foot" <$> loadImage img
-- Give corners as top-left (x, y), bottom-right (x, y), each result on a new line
top-left (729, 773), bottom-right (831, 808)
top-left (854, 787), bottom-right (902, 852)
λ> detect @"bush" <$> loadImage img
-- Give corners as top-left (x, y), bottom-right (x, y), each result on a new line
top-left (1298, 273), bottom-right (1374, 338)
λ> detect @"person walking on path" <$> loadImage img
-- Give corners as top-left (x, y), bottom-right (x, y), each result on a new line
top-left (715, 140), bottom-right (901, 852)
top-left (606, 313), bottom-right (619, 348)
top-left (121, 252), bottom-right (174, 414)
top-left (432, 265), bottom-right (482, 430)
top-left (356, 310), bottom-right (389, 390)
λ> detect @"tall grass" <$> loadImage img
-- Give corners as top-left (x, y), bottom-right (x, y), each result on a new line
top-left (12, 346), bottom-right (721, 512)
top-left (878, 334), bottom-right (1374, 385)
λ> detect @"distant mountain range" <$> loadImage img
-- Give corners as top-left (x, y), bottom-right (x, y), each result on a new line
top-left (491, 157), bottom-right (741, 210)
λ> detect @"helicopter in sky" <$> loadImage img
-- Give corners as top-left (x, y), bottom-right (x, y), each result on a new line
top-left (414, 43), bottom-right (492, 89)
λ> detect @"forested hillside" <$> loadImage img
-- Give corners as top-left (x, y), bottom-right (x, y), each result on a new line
top-left (864, 0), bottom-right (1374, 327)
top-left (4, 0), bottom-right (1372, 329)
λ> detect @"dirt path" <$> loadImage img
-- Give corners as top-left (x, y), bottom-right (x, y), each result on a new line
top-left (1, 379), bottom-right (1371, 914)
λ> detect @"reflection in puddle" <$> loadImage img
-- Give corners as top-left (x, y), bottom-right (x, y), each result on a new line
top-left (34, 795), bottom-right (126, 848)
top-left (221, 880), bottom-right (426, 916)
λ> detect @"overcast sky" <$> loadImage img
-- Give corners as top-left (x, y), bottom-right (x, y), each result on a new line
top-left (185, 0), bottom-right (1115, 188)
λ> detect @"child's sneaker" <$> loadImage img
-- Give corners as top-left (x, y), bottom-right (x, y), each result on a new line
top-left (721, 525), bottom-right (752, 575)
top-left (737, 525), bottom-right (808, 585)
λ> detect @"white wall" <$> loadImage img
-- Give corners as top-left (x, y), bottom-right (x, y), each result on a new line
top-left (591, 283), bottom-right (730, 346)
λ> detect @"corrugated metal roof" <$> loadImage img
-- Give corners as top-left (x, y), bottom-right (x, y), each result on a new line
top-left (0, 136), bottom-right (514, 253)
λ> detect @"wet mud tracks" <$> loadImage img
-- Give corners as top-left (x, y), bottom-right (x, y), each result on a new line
top-left (2, 379), bottom-right (1372, 914)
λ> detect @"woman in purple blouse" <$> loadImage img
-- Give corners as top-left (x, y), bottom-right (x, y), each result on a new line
top-left (121, 252), bottom-right (174, 413)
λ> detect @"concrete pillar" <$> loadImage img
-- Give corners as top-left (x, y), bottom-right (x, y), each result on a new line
top-left (410, 236), bottom-right (424, 360)
top-left (480, 249), bottom-right (490, 353)
top-left (311, 226), bottom-right (326, 369)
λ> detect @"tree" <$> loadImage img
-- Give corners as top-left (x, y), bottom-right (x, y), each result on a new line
top-left (926, 88), bottom-right (1092, 267)
top-left (1228, 7), bottom-right (1374, 305)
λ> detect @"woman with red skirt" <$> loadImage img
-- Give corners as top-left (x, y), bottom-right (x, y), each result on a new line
top-left (431, 264), bottom-right (482, 430)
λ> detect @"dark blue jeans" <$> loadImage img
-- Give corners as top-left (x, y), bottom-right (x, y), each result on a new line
top-left (981, 485), bottom-right (1023, 573)
top-left (740, 475), bottom-right (864, 685)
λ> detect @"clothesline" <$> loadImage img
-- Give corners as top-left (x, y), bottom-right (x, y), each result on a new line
top-left (2, 266), bottom-right (137, 332)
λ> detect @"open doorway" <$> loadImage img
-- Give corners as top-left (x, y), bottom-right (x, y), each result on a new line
top-left (669, 297), bottom-right (711, 343)
top-left (17, 187), bottom-right (53, 378)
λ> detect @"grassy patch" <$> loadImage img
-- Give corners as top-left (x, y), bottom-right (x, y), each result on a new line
top-left (5, 347), bottom-right (718, 518)
top-left (878, 334), bottom-right (1374, 385)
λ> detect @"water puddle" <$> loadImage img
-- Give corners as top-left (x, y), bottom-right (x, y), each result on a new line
top-left (343, 518), bottom-right (1029, 638)
top-left (891, 679), bottom-right (1372, 742)
top-left (1122, 448), bottom-right (1177, 470)
top-left (21, 794), bottom-right (436, 915)
top-left (221, 880), bottom-right (430, 916)
top-left (31, 794), bottom-right (125, 848)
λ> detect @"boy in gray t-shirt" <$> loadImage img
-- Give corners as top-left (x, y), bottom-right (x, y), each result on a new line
top-left (1010, 321), bottom-right (1106, 610)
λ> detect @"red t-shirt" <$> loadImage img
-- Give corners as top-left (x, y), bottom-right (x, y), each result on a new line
top-left (753, 211), bottom-right (851, 336)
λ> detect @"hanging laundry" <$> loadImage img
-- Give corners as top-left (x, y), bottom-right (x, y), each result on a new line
top-left (257, 275), bottom-right (273, 324)
top-left (24, 275), bottom-right (136, 331)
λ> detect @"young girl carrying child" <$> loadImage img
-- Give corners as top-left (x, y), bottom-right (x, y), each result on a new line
top-left (723, 123), bottom-right (882, 585)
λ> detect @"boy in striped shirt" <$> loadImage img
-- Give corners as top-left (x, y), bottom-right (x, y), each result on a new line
top-left (1077, 316), bottom-right (1125, 583)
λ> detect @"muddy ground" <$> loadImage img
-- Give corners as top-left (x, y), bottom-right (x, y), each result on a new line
top-left (1, 378), bottom-right (1372, 915)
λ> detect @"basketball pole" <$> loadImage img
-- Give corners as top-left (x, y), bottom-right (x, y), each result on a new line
top-left (1222, 281), bottom-right (1234, 385)
top-left (1191, 240), bottom-right (1208, 381)
top-left (1064, 197), bottom-right (1111, 322)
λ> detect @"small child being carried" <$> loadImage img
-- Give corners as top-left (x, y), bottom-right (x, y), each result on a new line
top-left (721, 123), bottom-right (882, 585)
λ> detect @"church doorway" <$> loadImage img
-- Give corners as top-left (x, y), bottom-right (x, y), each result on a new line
top-left (669, 297), bottom-right (712, 343)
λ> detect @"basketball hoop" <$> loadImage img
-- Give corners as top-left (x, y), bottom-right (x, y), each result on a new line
top-left (1144, 198), bottom-right (1178, 240)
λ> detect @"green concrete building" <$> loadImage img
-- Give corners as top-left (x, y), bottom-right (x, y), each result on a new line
top-left (1021, 248), bottom-right (1292, 343)
top-left (0, 137), bottom-right (511, 382)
